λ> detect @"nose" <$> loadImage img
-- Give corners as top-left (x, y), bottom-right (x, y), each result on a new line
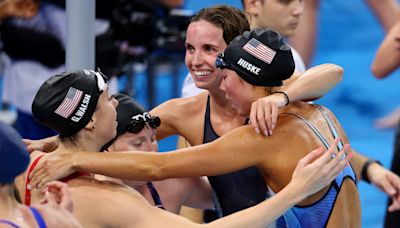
top-left (112, 97), bottom-right (119, 108)
top-left (292, 0), bottom-right (304, 17)
top-left (191, 50), bottom-right (205, 67)
top-left (143, 140), bottom-right (157, 152)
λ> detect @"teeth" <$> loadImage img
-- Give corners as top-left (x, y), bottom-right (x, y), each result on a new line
top-left (193, 71), bottom-right (212, 76)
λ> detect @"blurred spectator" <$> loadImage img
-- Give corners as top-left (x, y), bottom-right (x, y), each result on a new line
top-left (289, 0), bottom-right (400, 67)
top-left (371, 20), bottom-right (400, 228)
top-left (0, 120), bottom-right (82, 227)
top-left (0, 0), bottom-right (39, 19)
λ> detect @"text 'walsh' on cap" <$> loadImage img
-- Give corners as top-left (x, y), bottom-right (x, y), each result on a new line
top-left (32, 69), bottom-right (108, 137)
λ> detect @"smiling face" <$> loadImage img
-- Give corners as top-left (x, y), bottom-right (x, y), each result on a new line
top-left (219, 69), bottom-right (257, 116)
top-left (247, 0), bottom-right (304, 37)
top-left (185, 20), bottom-right (227, 91)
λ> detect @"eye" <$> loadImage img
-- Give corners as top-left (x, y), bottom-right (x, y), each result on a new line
top-left (204, 45), bottom-right (217, 53)
top-left (185, 44), bottom-right (195, 53)
top-left (279, 0), bottom-right (293, 4)
top-left (131, 140), bottom-right (143, 147)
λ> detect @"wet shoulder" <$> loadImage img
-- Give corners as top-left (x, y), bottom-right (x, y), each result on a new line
top-left (151, 92), bottom-right (208, 118)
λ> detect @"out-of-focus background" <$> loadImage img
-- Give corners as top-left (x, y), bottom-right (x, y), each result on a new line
top-left (1, 0), bottom-right (399, 227)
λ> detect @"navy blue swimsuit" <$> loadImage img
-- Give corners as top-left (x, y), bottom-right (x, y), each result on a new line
top-left (203, 96), bottom-right (267, 216)
top-left (275, 105), bottom-right (357, 227)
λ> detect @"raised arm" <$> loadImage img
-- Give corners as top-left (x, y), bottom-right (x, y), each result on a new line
top-left (250, 63), bottom-right (343, 136)
top-left (371, 21), bottom-right (400, 78)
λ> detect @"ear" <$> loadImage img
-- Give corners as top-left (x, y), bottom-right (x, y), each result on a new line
top-left (244, 0), bottom-right (261, 16)
top-left (84, 117), bottom-right (96, 131)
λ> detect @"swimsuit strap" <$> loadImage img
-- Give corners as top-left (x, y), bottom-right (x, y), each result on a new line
top-left (29, 207), bottom-right (47, 228)
top-left (146, 182), bottom-right (165, 210)
top-left (313, 104), bottom-right (344, 150)
top-left (0, 220), bottom-right (20, 228)
top-left (281, 112), bottom-right (330, 149)
top-left (25, 155), bottom-right (44, 205)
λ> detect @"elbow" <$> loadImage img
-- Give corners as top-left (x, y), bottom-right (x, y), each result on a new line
top-left (327, 63), bottom-right (344, 83)
top-left (371, 64), bottom-right (387, 79)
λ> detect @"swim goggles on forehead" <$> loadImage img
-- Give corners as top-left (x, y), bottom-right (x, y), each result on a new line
top-left (84, 68), bottom-right (108, 92)
top-left (126, 112), bottom-right (161, 134)
top-left (215, 53), bottom-right (238, 72)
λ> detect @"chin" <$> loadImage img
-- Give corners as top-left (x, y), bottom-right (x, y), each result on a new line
top-left (284, 29), bottom-right (296, 38)
top-left (193, 80), bottom-right (211, 90)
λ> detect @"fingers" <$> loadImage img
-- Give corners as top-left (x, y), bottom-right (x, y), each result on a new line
top-left (23, 139), bottom-right (37, 154)
top-left (40, 189), bottom-right (58, 206)
top-left (298, 147), bottom-right (324, 167)
top-left (45, 181), bottom-right (74, 212)
top-left (256, 101), bottom-right (269, 136)
top-left (28, 163), bottom-right (53, 190)
top-left (250, 102), bottom-right (260, 134)
top-left (326, 144), bottom-right (352, 180)
top-left (313, 138), bottom-right (341, 167)
top-left (380, 173), bottom-right (397, 197)
top-left (249, 99), bottom-right (279, 136)
top-left (270, 104), bottom-right (278, 131)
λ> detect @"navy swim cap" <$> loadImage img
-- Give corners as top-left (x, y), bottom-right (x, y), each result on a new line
top-left (32, 69), bottom-right (108, 137)
top-left (216, 28), bottom-right (295, 87)
top-left (0, 122), bottom-right (30, 184)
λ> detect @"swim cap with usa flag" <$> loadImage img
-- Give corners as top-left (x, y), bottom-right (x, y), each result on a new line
top-left (32, 69), bottom-right (107, 137)
top-left (216, 28), bottom-right (295, 86)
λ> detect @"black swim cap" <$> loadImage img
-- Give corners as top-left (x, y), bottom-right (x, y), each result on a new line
top-left (101, 93), bottom-right (160, 151)
top-left (113, 93), bottom-right (160, 137)
top-left (32, 69), bottom-right (107, 137)
top-left (0, 121), bottom-right (30, 184)
top-left (216, 28), bottom-right (295, 86)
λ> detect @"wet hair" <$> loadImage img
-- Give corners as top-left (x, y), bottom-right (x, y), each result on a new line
top-left (190, 5), bottom-right (250, 45)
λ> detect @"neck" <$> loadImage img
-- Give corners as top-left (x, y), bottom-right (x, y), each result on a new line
top-left (257, 86), bottom-right (272, 99)
top-left (58, 134), bottom-right (102, 153)
top-left (208, 90), bottom-right (238, 117)
top-left (0, 185), bottom-right (19, 213)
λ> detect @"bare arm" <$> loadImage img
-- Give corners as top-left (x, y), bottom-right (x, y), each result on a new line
top-left (283, 63), bottom-right (343, 103)
top-left (371, 21), bottom-right (400, 78)
top-left (150, 95), bottom-right (205, 141)
top-left (81, 126), bottom-right (264, 180)
top-left (250, 63), bottom-right (343, 136)
top-left (143, 145), bottom-right (350, 228)
top-left (150, 98), bottom-right (182, 140)
top-left (366, 0), bottom-right (399, 32)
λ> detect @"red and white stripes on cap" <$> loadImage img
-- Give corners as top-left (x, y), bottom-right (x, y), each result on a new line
top-left (54, 87), bottom-right (83, 118)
